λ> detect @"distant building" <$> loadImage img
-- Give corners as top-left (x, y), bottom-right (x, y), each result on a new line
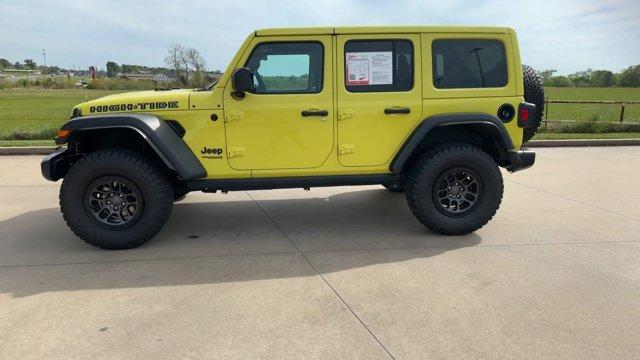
top-left (119, 73), bottom-right (152, 80)
top-left (119, 73), bottom-right (173, 82)
top-left (153, 73), bottom-right (172, 82)
top-left (0, 69), bottom-right (42, 75)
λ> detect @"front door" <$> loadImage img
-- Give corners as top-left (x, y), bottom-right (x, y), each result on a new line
top-left (223, 36), bottom-right (334, 171)
top-left (336, 34), bottom-right (422, 167)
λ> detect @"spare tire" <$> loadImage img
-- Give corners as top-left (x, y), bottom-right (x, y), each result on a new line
top-left (522, 64), bottom-right (545, 143)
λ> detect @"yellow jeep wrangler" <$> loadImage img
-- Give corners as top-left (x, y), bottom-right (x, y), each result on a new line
top-left (42, 26), bottom-right (544, 249)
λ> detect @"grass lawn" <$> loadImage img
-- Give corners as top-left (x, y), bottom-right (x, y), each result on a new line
top-left (535, 132), bottom-right (640, 140)
top-left (545, 87), bottom-right (640, 122)
top-left (0, 139), bottom-right (56, 147)
top-left (0, 89), bottom-right (123, 139)
top-left (0, 87), bottom-right (639, 141)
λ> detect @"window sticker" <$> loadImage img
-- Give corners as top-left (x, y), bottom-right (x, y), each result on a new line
top-left (346, 51), bottom-right (393, 85)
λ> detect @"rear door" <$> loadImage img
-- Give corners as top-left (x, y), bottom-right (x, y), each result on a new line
top-left (336, 34), bottom-right (422, 167)
top-left (421, 32), bottom-right (524, 146)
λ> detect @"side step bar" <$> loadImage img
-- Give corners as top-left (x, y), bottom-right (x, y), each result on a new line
top-left (185, 174), bottom-right (401, 192)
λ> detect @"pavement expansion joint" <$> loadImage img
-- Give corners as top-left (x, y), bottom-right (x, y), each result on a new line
top-left (245, 191), bottom-right (397, 360)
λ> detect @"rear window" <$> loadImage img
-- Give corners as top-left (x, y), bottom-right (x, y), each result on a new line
top-left (432, 39), bottom-right (508, 89)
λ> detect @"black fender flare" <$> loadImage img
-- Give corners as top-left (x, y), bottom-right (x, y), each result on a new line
top-left (390, 113), bottom-right (515, 174)
top-left (57, 113), bottom-right (206, 180)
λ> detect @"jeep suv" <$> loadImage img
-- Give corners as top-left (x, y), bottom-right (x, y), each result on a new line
top-left (42, 26), bottom-right (544, 249)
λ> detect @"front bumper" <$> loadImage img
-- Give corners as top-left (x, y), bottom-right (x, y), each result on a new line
top-left (506, 148), bottom-right (535, 172)
top-left (41, 148), bottom-right (70, 181)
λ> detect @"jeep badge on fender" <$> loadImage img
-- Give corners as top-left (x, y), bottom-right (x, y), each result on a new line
top-left (201, 147), bottom-right (223, 155)
top-left (41, 26), bottom-right (542, 249)
top-left (200, 147), bottom-right (224, 159)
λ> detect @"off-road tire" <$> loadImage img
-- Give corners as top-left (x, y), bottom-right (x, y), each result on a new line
top-left (382, 183), bottom-right (405, 193)
top-left (60, 149), bottom-right (173, 250)
top-left (522, 64), bottom-right (545, 143)
top-left (173, 187), bottom-right (189, 202)
top-left (406, 144), bottom-right (503, 235)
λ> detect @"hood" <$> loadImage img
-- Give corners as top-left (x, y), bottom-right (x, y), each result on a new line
top-left (74, 89), bottom-right (193, 117)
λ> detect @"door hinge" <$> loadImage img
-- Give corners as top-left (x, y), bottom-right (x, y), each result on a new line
top-left (338, 144), bottom-right (355, 155)
top-left (225, 112), bottom-right (243, 123)
top-left (338, 110), bottom-right (354, 121)
top-left (227, 147), bottom-right (245, 158)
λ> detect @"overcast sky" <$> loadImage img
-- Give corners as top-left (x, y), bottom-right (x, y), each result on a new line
top-left (1, 0), bottom-right (638, 74)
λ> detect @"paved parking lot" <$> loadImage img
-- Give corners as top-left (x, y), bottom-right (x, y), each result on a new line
top-left (1, 147), bottom-right (639, 359)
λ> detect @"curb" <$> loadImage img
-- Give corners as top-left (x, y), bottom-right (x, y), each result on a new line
top-left (0, 138), bottom-right (638, 155)
top-left (0, 146), bottom-right (57, 155)
top-left (526, 139), bottom-right (640, 147)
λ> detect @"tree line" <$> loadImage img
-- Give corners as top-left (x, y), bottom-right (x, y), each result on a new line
top-left (2, 42), bottom-right (214, 87)
top-left (1, 58), bottom-right (94, 77)
top-left (105, 62), bottom-right (175, 78)
top-left (7, 52), bottom-right (639, 89)
top-left (539, 65), bottom-right (640, 87)
top-left (105, 44), bottom-right (212, 88)
top-left (0, 58), bottom-right (37, 70)
top-left (163, 43), bottom-right (207, 87)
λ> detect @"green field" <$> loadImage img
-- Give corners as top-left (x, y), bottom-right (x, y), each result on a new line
top-left (535, 132), bottom-right (640, 140)
top-left (0, 139), bottom-right (56, 147)
top-left (545, 87), bottom-right (640, 122)
top-left (0, 89), bottom-right (122, 139)
top-left (0, 87), bottom-right (639, 141)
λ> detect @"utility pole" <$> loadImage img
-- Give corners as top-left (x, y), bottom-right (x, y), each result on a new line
top-left (42, 49), bottom-right (47, 73)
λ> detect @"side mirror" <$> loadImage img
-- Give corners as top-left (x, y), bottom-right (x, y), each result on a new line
top-left (232, 67), bottom-right (254, 98)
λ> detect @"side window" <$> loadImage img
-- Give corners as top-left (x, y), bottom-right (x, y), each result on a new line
top-left (432, 39), bottom-right (508, 89)
top-left (344, 40), bottom-right (413, 92)
top-left (244, 42), bottom-right (323, 94)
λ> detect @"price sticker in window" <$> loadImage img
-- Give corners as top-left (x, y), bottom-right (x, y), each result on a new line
top-left (346, 52), bottom-right (393, 86)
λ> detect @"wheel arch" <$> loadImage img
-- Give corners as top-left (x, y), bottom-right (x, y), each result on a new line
top-left (390, 113), bottom-right (515, 174)
top-left (53, 114), bottom-right (206, 181)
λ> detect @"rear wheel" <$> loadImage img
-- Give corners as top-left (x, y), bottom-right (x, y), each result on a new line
top-left (60, 149), bottom-right (173, 249)
top-left (406, 144), bottom-right (503, 235)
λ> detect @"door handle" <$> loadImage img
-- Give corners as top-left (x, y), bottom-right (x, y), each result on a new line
top-left (384, 107), bottom-right (411, 115)
top-left (301, 109), bottom-right (329, 117)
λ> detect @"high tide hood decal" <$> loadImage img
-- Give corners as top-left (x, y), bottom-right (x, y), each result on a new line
top-left (89, 101), bottom-right (179, 114)
top-left (78, 89), bottom-right (192, 115)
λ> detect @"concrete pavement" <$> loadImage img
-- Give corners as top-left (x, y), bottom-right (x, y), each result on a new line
top-left (0, 147), bottom-right (639, 359)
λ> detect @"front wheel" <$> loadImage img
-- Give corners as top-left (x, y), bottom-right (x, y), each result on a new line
top-left (60, 149), bottom-right (173, 249)
top-left (406, 144), bottom-right (503, 235)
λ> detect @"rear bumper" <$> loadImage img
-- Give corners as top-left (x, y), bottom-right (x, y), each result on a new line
top-left (506, 148), bottom-right (535, 172)
top-left (41, 148), bottom-right (70, 181)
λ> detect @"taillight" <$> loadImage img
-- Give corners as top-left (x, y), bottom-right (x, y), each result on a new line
top-left (518, 103), bottom-right (536, 128)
